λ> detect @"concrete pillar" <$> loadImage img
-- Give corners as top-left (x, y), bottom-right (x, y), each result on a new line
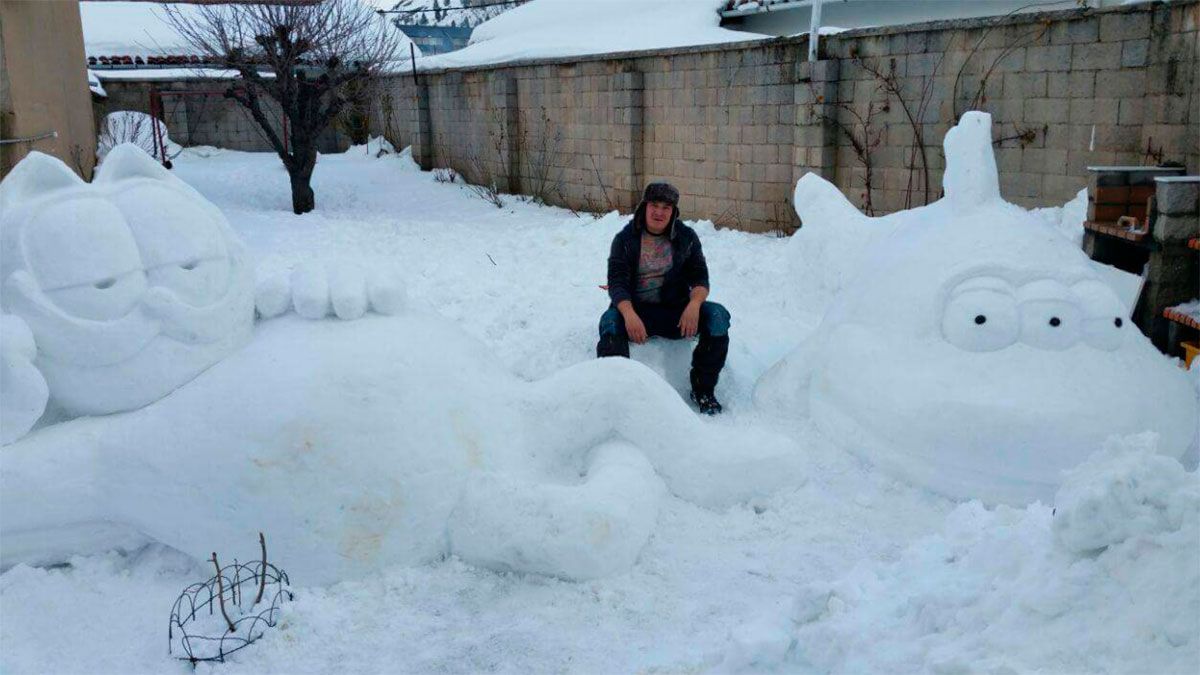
top-left (792, 59), bottom-right (840, 195)
top-left (413, 80), bottom-right (433, 171)
top-left (613, 69), bottom-right (644, 210)
top-left (0, 0), bottom-right (96, 179)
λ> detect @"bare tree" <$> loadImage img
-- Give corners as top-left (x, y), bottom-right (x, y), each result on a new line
top-left (162, 0), bottom-right (401, 214)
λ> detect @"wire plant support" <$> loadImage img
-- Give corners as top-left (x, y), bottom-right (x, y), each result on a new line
top-left (169, 533), bottom-right (293, 665)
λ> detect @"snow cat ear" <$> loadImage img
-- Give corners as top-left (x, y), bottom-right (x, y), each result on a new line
top-left (0, 152), bottom-right (86, 208)
top-left (942, 111), bottom-right (1002, 209)
top-left (93, 143), bottom-right (175, 185)
top-left (793, 171), bottom-right (865, 229)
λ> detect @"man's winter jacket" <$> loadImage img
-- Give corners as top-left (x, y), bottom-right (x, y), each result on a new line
top-left (606, 203), bottom-right (710, 307)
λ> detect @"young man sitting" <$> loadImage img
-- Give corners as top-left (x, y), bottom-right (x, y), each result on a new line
top-left (596, 182), bottom-right (731, 414)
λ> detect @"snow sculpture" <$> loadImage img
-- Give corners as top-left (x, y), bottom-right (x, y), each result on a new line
top-left (0, 147), bottom-right (404, 439)
top-left (756, 112), bottom-right (1198, 506)
top-left (0, 146), bottom-right (255, 417)
top-left (1, 315), bottom-right (800, 584)
top-left (0, 146), bottom-right (802, 583)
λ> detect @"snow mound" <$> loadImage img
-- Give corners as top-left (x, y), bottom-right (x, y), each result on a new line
top-left (757, 112), bottom-right (1198, 505)
top-left (0, 147), bottom-right (254, 422)
top-left (726, 436), bottom-right (1198, 674)
top-left (1, 314), bottom-right (802, 585)
top-left (1053, 432), bottom-right (1199, 554)
top-left (419, 0), bottom-right (763, 70)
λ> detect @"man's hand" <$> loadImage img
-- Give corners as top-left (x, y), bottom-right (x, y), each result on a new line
top-left (618, 301), bottom-right (648, 344)
top-left (678, 301), bottom-right (701, 338)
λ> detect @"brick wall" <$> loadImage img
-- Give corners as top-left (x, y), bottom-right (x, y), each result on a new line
top-left (374, 0), bottom-right (1198, 233)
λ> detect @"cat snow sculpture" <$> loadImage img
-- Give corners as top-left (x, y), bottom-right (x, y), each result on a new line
top-left (755, 112), bottom-right (1197, 506)
top-left (0, 147), bottom-right (803, 584)
top-left (0, 146), bottom-right (255, 434)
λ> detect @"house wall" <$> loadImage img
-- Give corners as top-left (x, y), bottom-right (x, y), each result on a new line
top-left (373, 0), bottom-right (1198, 233)
top-left (0, 0), bottom-right (96, 179)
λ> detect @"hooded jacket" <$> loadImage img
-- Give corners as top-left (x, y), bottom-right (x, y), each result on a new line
top-left (606, 201), bottom-right (710, 307)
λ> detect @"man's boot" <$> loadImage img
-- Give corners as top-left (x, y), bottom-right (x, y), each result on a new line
top-left (689, 370), bottom-right (723, 415)
top-left (597, 333), bottom-right (630, 359)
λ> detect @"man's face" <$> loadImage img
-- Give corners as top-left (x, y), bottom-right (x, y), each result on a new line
top-left (645, 200), bottom-right (673, 235)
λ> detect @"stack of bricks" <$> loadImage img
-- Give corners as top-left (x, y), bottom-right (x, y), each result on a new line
top-left (1082, 167), bottom-right (1172, 242)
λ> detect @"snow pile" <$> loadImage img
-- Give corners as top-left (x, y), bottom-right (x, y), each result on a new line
top-left (97, 111), bottom-right (181, 163)
top-left (757, 112), bottom-right (1199, 506)
top-left (1169, 298), bottom-right (1200, 323)
top-left (1031, 187), bottom-right (1088, 247)
top-left (0, 313), bottom-right (801, 584)
top-left (87, 70), bottom-right (107, 98)
top-left (419, 0), bottom-right (765, 70)
top-left (0, 146), bottom-right (253, 421)
top-left (746, 436), bottom-right (1199, 674)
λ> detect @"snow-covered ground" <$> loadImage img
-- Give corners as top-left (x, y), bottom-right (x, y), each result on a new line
top-left (1, 145), bottom-right (1196, 674)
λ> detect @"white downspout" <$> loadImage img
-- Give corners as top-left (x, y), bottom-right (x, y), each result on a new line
top-left (808, 0), bottom-right (823, 62)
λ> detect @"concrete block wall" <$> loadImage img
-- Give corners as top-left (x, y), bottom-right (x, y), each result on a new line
top-left (373, 0), bottom-right (1196, 233)
top-left (94, 79), bottom-right (347, 154)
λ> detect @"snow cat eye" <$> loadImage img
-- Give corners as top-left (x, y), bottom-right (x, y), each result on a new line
top-left (1017, 280), bottom-right (1081, 351)
top-left (941, 278), bottom-right (1019, 352)
top-left (24, 199), bottom-right (148, 321)
top-left (1073, 280), bottom-right (1126, 352)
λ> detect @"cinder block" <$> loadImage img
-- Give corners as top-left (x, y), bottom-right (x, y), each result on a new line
top-left (1099, 12), bottom-right (1152, 42)
top-left (1068, 71), bottom-right (1096, 98)
top-left (1100, 70), bottom-right (1146, 98)
top-left (1024, 97), bottom-right (1070, 124)
top-left (1052, 17), bottom-right (1100, 45)
top-left (1026, 44), bottom-right (1073, 72)
top-left (1156, 179), bottom-right (1200, 215)
top-left (1117, 99), bottom-right (1144, 126)
top-left (1071, 43), bottom-right (1122, 70)
top-left (1120, 39), bottom-right (1149, 68)
top-left (1153, 213), bottom-right (1200, 242)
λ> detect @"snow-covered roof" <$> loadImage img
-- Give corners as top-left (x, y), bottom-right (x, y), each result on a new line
top-left (418, 0), bottom-right (769, 70)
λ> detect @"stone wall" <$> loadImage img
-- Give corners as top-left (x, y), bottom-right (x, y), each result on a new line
top-left (374, 0), bottom-right (1198, 233)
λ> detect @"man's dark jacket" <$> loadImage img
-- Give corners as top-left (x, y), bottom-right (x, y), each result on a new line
top-left (606, 202), bottom-right (710, 307)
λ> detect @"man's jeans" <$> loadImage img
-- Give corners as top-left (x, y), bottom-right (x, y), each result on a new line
top-left (595, 301), bottom-right (731, 394)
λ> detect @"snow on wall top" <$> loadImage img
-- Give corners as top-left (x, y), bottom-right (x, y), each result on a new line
top-left (418, 0), bottom-right (768, 70)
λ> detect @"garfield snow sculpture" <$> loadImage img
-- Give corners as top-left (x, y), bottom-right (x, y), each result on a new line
top-left (0, 146), bottom-right (802, 584)
top-left (0, 146), bottom-right (254, 435)
top-left (755, 112), bottom-right (1197, 506)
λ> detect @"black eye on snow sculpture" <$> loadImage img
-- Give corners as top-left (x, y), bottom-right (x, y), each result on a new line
top-left (1114, 317), bottom-right (1123, 328)
top-left (974, 314), bottom-right (987, 325)
top-left (1049, 317), bottom-right (1061, 327)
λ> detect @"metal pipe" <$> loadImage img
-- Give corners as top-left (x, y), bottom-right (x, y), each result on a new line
top-left (0, 131), bottom-right (58, 145)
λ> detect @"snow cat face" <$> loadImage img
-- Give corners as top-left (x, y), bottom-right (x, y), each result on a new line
top-left (776, 112), bottom-right (1197, 505)
top-left (0, 145), bottom-right (254, 416)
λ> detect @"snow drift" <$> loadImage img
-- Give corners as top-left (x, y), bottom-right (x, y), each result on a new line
top-left (756, 112), bottom-right (1198, 505)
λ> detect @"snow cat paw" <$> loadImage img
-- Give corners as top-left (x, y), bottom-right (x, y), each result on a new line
top-left (255, 261), bottom-right (407, 321)
top-left (0, 313), bottom-right (49, 445)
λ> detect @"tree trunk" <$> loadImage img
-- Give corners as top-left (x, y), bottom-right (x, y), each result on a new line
top-left (289, 171), bottom-right (315, 214)
top-left (287, 147), bottom-right (318, 215)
